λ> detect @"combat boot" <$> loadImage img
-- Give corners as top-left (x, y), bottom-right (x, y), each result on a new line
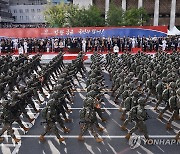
top-left (101, 118), bottom-right (106, 122)
top-left (58, 137), bottom-right (65, 142)
top-left (29, 118), bottom-right (35, 123)
top-left (78, 135), bottom-right (84, 141)
top-left (174, 115), bottom-right (180, 120)
top-left (23, 126), bottom-right (29, 132)
top-left (67, 109), bottom-right (72, 113)
top-left (114, 99), bottom-right (119, 104)
top-left (39, 135), bottom-right (45, 142)
top-left (65, 118), bottom-right (72, 123)
top-left (175, 134), bottom-right (179, 141)
top-left (13, 138), bottom-right (21, 143)
top-left (154, 106), bottom-right (158, 111)
top-left (120, 125), bottom-right (127, 131)
top-left (63, 128), bottom-right (70, 133)
top-left (95, 138), bottom-right (103, 143)
top-left (166, 122), bottom-right (172, 130)
top-left (97, 127), bottom-right (104, 132)
top-left (158, 113), bottom-right (163, 120)
top-left (120, 113), bottom-right (126, 121)
top-left (125, 133), bottom-right (131, 140)
top-left (0, 137), bottom-right (4, 142)
top-left (35, 109), bottom-right (40, 113)
top-left (119, 106), bottom-right (123, 112)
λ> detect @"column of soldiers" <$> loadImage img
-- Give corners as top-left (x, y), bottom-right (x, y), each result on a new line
top-left (78, 52), bottom-right (107, 143)
top-left (39, 51), bottom-right (87, 142)
top-left (106, 50), bottom-right (180, 141)
top-left (0, 52), bottom-right (66, 143)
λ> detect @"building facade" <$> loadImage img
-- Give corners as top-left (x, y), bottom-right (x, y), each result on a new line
top-left (93, 0), bottom-right (180, 29)
top-left (73, 0), bottom-right (93, 9)
top-left (0, 0), bottom-right (14, 26)
top-left (8, 0), bottom-right (73, 24)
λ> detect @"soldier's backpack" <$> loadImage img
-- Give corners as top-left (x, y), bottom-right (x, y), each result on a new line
top-left (124, 96), bottom-right (133, 111)
top-left (128, 106), bottom-right (138, 121)
top-left (79, 107), bottom-right (94, 122)
top-left (169, 96), bottom-right (178, 110)
top-left (156, 83), bottom-right (163, 94)
top-left (146, 79), bottom-right (152, 88)
top-left (162, 89), bottom-right (170, 101)
top-left (41, 107), bottom-right (49, 119)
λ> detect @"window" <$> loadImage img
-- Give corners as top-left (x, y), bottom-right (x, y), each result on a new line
top-left (31, 9), bottom-right (35, 13)
top-left (20, 16), bottom-right (23, 20)
top-left (32, 15), bottom-right (36, 20)
top-left (37, 9), bottom-right (41, 12)
top-left (19, 9), bottom-right (23, 13)
top-left (14, 9), bottom-right (17, 13)
top-left (37, 15), bottom-right (41, 20)
top-left (25, 9), bottom-right (29, 13)
top-left (26, 16), bottom-right (29, 21)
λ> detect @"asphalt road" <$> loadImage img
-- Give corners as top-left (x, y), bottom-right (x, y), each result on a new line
top-left (0, 64), bottom-right (179, 154)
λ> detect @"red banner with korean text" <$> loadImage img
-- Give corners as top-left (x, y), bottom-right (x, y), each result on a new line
top-left (0, 26), bottom-right (167, 38)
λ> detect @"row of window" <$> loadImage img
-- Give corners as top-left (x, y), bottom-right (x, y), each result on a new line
top-left (10, 8), bottom-right (41, 14)
top-left (14, 15), bottom-right (45, 21)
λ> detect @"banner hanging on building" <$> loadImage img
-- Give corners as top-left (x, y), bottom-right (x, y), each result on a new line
top-left (0, 26), bottom-right (167, 38)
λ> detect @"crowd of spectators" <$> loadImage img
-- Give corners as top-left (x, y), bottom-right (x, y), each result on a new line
top-left (0, 35), bottom-right (179, 54)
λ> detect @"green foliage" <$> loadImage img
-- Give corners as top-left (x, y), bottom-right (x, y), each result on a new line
top-left (106, 1), bottom-right (149, 26)
top-left (123, 8), bottom-right (149, 26)
top-left (44, 3), bottom-right (149, 27)
top-left (106, 3), bottom-right (124, 26)
top-left (44, 3), bottom-right (104, 27)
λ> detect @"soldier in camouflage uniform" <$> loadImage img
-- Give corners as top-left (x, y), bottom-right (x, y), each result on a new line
top-left (166, 88), bottom-right (180, 130)
top-left (158, 82), bottom-right (177, 119)
top-left (39, 102), bottom-right (65, 143)
top-left (0, 100), bottom-right (21, 143)
top-left (122, 98), bottom-right (149, 140)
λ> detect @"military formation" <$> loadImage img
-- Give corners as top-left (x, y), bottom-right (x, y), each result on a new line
top-left (0, 52), bottom-right (67, 143)
top-left (106, 50), bottom-right (180, 141)
top-left (0, 49), bottom-right (179, 148)
top-left (39, 51), bottom-right (88, 142)
top-left (78, 51), bottom-right (109, 143)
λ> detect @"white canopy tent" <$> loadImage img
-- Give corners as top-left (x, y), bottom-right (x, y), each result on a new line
top-left (167, 26), bottom-right (180, 35)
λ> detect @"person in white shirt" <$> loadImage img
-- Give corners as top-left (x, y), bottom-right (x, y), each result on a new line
top-left (82, 38), bottom-right (86, 52)
top-left (18, 42), bottom-right (23, 54)
top-left (131, 36), bottom-right (136, 48)
top-left (113, 44), bottom-right (119, 53)
top-left (13, 39), bottom-right (18, 51)
top-left (24, 40), bottom-right (28, 53)
top-left (162, 39), bottom-right (167, 51)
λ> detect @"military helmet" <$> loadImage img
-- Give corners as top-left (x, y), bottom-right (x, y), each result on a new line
top-left (11, 91), bottom-right (18, 100)
top-left (50, 92), bottom-right (59, 99)
top-left (162, 77), bottom-right (167, 83)
top-left (138, 97), bottom-right (146, 106)
top-left (132, 90), bottom-right (139, 97)
top-left (169, 82), bottom-right (176, 89)
top-left (176, 88), bottom-right (180, 96)
top-left (19, 85), bottom-right (26, 92)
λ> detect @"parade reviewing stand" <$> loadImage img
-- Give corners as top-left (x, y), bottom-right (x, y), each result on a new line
top-left (0, 26), bottom-right (179, 59)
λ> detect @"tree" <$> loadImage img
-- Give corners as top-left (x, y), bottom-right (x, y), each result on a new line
top-left (106, 3), bottom-right (124, 26)
top-left (84, 5), bottom-right (105, 27)
top-left (44, 3), bottom-right (104, 27)
top-left (123, 8), bottom-right (149, 26)
top-left (44, 3), bottom-right (68, 27)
